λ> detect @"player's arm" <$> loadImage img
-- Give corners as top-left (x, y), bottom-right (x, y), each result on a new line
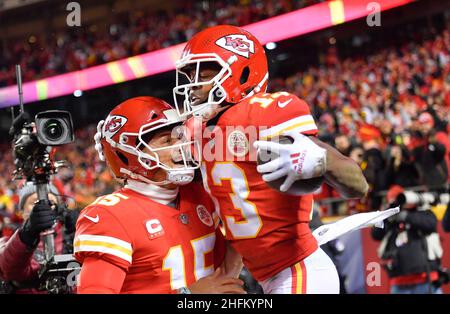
top-left (253, 92), bottom-right (368, 198)
top-left (211, 224), bottom-right (243, 278)
top-left (74, 205), bottom-right (133, 294)
top-left (213, 223), bottom-right (244, 278)
top-left (221, 240), bottom-right (243, 278)
top-left (309, 137), bottom-right (369, 198)
top-left (77, 257), bottom-right (126, 294)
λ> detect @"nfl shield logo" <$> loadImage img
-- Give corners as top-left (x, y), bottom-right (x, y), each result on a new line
top-left (179, 214), bottom-right (189, 225)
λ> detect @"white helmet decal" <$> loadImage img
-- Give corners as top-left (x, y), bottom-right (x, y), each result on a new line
top-left (103, 115), bottom-right (128, 139)
top-left (215, 34), bottom-right (255, 59)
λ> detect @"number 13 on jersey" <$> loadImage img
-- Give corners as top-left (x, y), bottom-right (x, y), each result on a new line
top-left (201, 162), bottom-right (263, 239)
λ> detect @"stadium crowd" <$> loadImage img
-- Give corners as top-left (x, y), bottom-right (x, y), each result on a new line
top-left (279, 27), bottom-right (450, 213)
top-left (0, 0), bottom-right (324, 87)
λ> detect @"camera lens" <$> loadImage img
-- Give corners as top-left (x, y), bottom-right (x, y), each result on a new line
top-left (43, 119), bottom-right (64, 141)
top-left (35, 111), bottom-right (74, 146)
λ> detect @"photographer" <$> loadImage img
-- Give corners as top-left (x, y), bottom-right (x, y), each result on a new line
top-left (0, 182), bottom-right (78, 293)
top-left (385, 145), bottom-right (420, 188)
top-left (371, 186), bottom-right (443, 294)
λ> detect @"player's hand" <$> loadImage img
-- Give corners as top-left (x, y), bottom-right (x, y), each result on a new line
top-left (188, 267), bottom-right (246, 294)
top-left (94, 120), bottom-right (105, 161)
top-left (254, 131), bottom-right (327, 192)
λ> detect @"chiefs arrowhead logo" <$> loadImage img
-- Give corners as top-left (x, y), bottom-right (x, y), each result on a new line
top-left (215, 34), bottom-right (255, 58)
top-left (103, 115), bottom-right (127, 138)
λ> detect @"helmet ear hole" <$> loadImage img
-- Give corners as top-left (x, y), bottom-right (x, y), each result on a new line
top-left (213, 88), bottom-right (225, 100)
top-left (240, 66), bottom-right (250, 85)
top-left (116, 151), bottom-right (129, 166)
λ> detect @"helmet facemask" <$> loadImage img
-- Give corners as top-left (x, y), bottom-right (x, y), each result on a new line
top-left (136, 120), bottom-right (201, 186)
top-left (173, 53), bottom-right (236, 121)
top-left (105, 110), bottom-right (201, 186)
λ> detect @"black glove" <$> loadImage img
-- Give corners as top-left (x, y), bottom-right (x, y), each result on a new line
top-left (60, 206), bottom-right (79, 234)
top-left (19, 200), bottom-right (57, 248)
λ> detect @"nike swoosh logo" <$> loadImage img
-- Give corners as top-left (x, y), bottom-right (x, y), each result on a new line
top-left (83, 214), bottom-right (99, 223)
top-left (278, 98), bottom-right (293, 108)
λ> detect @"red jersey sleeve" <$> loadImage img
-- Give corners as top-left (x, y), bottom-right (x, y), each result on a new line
top-left (250, 92), bottom-right (318, 139)
top-left (74, 205), bottom-right (132, 271)
top-left (77, 257), bottom-right (127, 294)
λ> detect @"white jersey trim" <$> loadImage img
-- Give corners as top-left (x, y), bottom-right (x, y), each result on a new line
top-left (74, 234), bottom-right (132, 263)
top-left (259, 115), bottom-right (317, 140)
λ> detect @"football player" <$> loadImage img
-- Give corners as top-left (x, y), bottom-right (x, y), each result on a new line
top-left (74, 96), bottom-right (244, 294)
top-left (172, 25), bottom-right (369, 294)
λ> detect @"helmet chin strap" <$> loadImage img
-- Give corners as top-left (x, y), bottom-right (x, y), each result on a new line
top-left (122, 169), bottom-right (194, 205)
top-left (193, 103), bottom-right (219, 120)
top-left (120, 167), bottom-right (194, 187)
top-left (166, 169), bottom-right (195, 186)
top-left (194, 103), bottom-right (231, 121)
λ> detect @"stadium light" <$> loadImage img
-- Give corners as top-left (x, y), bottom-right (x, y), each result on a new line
top-left (73, 90), bottom-right (83, 97)
top-left (265, 42), bottom-right (277, 50)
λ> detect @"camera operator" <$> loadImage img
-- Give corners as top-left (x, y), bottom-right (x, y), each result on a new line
top-left (0, 182), bottom-right (78, 293)
top-left (371, 186), bottom-right (443, 294)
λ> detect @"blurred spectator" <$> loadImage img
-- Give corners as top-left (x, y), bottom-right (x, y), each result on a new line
top-left (0, 182), bottom-right (78, 293)
top-left (379, 119), bottom-right (398, 148)
top-left (334, 134), bottom-right (352, 157)
top-left (317, 113), bottom-right (338, 144)
top-left (443, 196), bottom-right (450, 233)
top-left (349, 145), bottom-right (364, 166)
top-left (359, 125), bottom-right (388, 210)
top-left (425, 107), bottom-right (450, 182)
top-left (385, 145), bottom-right (420, 188)
top-left (411, 112), bottom-right (448, 190)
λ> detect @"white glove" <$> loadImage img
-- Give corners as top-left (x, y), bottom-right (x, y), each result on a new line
top-left (94, 120), bottom-right (105, 161)
top-left (253, 131), bottom-right (327, 192)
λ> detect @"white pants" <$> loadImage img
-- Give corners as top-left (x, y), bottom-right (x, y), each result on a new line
top-left (259, 248), bottom-right (339, 294)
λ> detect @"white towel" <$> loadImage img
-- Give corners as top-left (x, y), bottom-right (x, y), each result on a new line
top-left (313, 207), bottom-right (400, 246)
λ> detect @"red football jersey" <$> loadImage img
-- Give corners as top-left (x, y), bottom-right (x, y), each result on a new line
top-left (199, 91), bottom-right (319, 281)
top-left (74, 183), bottom-right (224, 293)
